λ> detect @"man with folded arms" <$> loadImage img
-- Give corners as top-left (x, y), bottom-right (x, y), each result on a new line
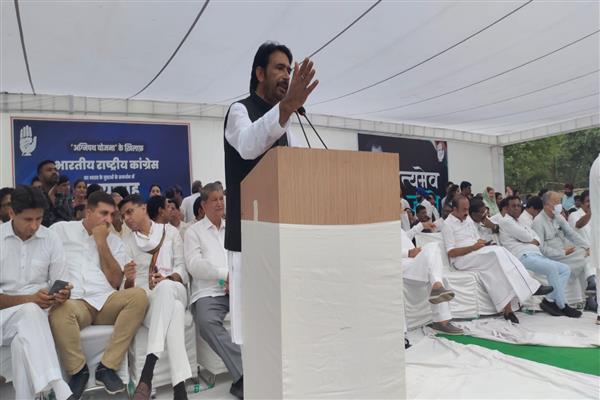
top-left (184, 183), bottom-right (244, 399)
top-left (500, 196), bottom-right (578, 317)
top-left (0, 186), bottom-right (74, 400)
top-left (533, 191), bottom-right (593, 308)
top-left (49, 191), bottom-right (148, 398)
top-left (441, 195), bottom-right (552, 323)
top-left (119, 194), bottom-right (191, 400)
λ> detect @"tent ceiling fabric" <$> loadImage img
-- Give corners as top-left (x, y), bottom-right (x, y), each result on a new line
top-left (1, 1), bottom-right (599, 137)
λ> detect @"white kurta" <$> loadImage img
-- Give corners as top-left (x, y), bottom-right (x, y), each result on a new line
top-left (589, 153), bottom-right (600, 317)
top-left (442, 214), bottom-right (540, 312)
top-left (0, 223), bottom-right (72, 400)
top-left (401, 227), bottom-right (451, 322)
top-left (121, 222), bottom-right (191, 385)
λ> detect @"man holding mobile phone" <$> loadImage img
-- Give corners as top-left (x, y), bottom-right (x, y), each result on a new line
top-left (0, 185), bottom-right (75, 400)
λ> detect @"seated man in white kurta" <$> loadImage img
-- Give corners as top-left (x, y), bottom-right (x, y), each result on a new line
top-left (441, 195), bottom-right (552, 324)
top-left (402, 220), bottom-right (463, 334)
top-left (533, 191), bottom-right (593, 306)
top-left (568, 190), bottom-right (597, 295)
top-left (118, 194), bottom-right (191, 400)
top-left (0, 186), bottom-right (74, 400)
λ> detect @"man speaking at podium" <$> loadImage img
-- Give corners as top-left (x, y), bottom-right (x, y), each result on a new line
top-left (223, 41), bottom-right (319, 348)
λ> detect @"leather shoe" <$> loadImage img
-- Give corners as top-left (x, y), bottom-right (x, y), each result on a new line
top-left (560, 304), bottom-right (582, 318)
top-left (503, 312), bottom-right (519, 324)
top-left (533, 285), bottom-right (553, 296)
top-left (539, 298), bottom-right (562, 316)
top-left (230, 376), bottom-right (243, 399)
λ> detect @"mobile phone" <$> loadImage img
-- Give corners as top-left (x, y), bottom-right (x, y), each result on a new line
top-left (49, 279), bottom-right (69, 295)
top-left (485, 240), bottom-right (494, 246)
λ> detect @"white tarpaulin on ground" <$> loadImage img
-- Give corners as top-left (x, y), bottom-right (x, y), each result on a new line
top-left (1, 1), bottom-right (598, 140)
top-left (406, 336), bottom-right (599, 399)
top-left (449, 312), bottom-right (600, 348)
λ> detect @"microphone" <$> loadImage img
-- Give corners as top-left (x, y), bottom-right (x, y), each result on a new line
top-left (296, 107), bottom-right (328, 149)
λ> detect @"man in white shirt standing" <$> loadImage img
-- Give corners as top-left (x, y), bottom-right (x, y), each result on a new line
top-left (49, 191), bottom-right (148, 399)
top-left (224, 42), bottom-right (318, 346)
top-left (500, 196), bottom-right (578, 317)
top-left (180, 180), bottom-right (202, 223)
top-left (0, 186), bottom-right (74, 400)
top-left (118, 194), bottom-right (191, 400)
top-left (441, 195), bottom-right (551, 323)
top-left (185, 183), bottom-right (243, 399)
top-left (588, 153), bottom-right (600, 324)
top-left (519, 195), bottom-right (543, 229)
top-left (568, 190), bottom-right (597, 295)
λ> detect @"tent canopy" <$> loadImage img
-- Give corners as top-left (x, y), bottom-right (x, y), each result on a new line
top-left (2, 1), bottom-right (599, 140)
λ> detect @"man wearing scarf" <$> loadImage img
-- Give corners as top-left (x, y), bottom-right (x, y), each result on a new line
top-left (118, 194), bottom-right (190, 400)
top-left (223, 41), bottom-right (318, 348)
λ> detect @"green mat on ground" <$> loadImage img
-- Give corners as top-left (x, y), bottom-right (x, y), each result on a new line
top-left (438, 334), bottom-right (600, 377)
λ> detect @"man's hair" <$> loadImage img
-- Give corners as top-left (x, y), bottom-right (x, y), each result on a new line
top-left (87, 190), bottom-right (115, 209)
top-left (451, 194), bottom-right (469, 209)
top-left (73, 204), bottom-right (86, 214)
top-left (10, 185), bottom-right (48, 214)
top-left (86, 183), bottom-right (103, 198)
top-left (31, 176), bottom-right (40, 185)
top-left (0, 187), bottom-right (15, 202)
top-left (112, 186), bottom-right (129, 199)
top-left (574, 194), bottom-right (581, 202)
top-left (468, 198), bottom-right (486, 214)
top-left (193, 196), bottom-right (203, 218)
top-left (538, 188), bottom-right (549, 197)
top-left (541, 190), bottom-right (558, 206)
top-left (36, 159), bottom-right (55, 175)
top-left (505, 195), bottom-right (521, 205)
top-left (168, 198), bottom-right (180, 210)
top-left (201, 182), bottom-right (223, 202)
top-left (580, 190), bottom-right (590, 203)
top-left (495, 192), bottom-right (502, 199)
top-left (147, 195), bottom-right (167, 220)
top-left (191, 180), bottom-right (203, 194)
top-left (460, 181), bottom-right (472, 190)
top-left (564, 183), bottom-right (574, 190)
top-left (498, 197), bottom-right (510, 211)
top-left (415, 205), bottom-right (427, 213)
top-left (249, 41), bottom-right (292, 92)
top-left (526, 195), bottom-right (543, 211)
top-left (118, 193), bottom-right (145, 210)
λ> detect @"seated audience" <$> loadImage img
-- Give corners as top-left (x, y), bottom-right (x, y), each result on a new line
top-left (500, 196), bottom-right (578, 317)
top-left (0, 186), bottom-right (74, 400)
top-left (0, 187), bottom-right (14, 223)
top-left (86, 183), bottom-right (103, 198)
top-left (181, 180), bottom-right (203, 223)
top-left (483, 186), bottom-right (500, 216)
top-left (168, 199), bottom-right (191, 239)
top-left (468, 198), bottom-right (500, 243)
top-left (119, 195), bottom-right (191, 400)
top-left (568, 190), bottom-right (596, 295)
top-left (401, 219), bottom-right (462, 334)
top-left (192, 195), bottom-right (206, 222)
top-left (72, 179), bottom-right (87, 208)
top-left (111, 186), bottom-right (130, 200)
top-left (459, 181), bottom-right (472, 200)
top-left (31, 176), bottom-right (43, 189)
top-left (38, 160), bottom-right (72, 226)
top-left (441, 195), bottom-right (551, 323)
top-left (73, 204), bottom-right (86, 221)
top-left (184, 183), bottom-right (243, 399)
top-left (533, 191), bottom-right (594, 307)
top-left (562, 183), bottom-right (575, 211)
top-left (147, 195), bottom-right (171, 225)
top-left (149, 184), bottom-right (162, 198)
top-left (49, 191), bottom-right (148, 398)
top-left (519, 195), bottom-right (543, 228)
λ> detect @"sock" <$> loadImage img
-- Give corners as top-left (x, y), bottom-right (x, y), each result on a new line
top-left (173, 381), bottom-right (187, 400)
top-left (140, 354), bottom-right (158, 386)
top-left (50, 379), bottom-right (72, 400)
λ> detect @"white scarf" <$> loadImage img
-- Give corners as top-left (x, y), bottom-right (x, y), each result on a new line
top-left (134, 222), bottom-right (173, 276)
